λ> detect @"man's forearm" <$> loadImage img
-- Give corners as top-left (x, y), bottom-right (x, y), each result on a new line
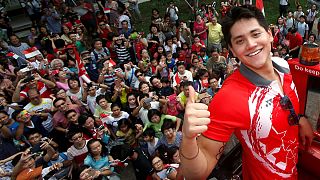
top-left (12, 87), bottom-right (22, 102)
top-left (40, 78), bottom-right (56, 88)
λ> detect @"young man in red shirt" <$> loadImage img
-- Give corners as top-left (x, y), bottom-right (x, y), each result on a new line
top-left (180, 6), bottom-right (314, 180)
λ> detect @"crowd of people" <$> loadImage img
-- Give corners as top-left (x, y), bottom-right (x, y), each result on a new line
top-left (0, 0), bottom-right (318, 179)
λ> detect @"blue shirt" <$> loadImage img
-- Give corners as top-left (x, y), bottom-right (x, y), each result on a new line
top-left (84, 155), bottom-right (114, 171)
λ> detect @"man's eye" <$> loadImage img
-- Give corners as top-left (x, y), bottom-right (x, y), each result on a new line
top-left (235, 39), bottom-right (244, 45)
top-left (253, 32), bottom-right (261, 37)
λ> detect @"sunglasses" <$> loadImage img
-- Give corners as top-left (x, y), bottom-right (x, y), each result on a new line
top-left (280, 95), bottom-right (299, 126)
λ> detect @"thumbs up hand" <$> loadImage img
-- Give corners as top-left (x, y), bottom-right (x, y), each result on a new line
top-left (182, 86), bottom-right (211, 139)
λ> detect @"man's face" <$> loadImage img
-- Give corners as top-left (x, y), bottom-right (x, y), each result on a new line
top-left (29, 91), bottom-right (42, 105)
top-left (94, 41), bottom-right (103, 50)
top-left (299, 17), bottom-right (305, 23)
top-left (177, 65), bottom-right (185, 74)
top-left (70, 132), bottom-right (84, 145)
top-left (10, 36), bottom-right (20, 45)
top-left (98, 98), bottom-right (108, 108)
top-left (0, 96), bottom-right (7, 106)
top-left (229, 18), bottom-right (273, 72)
top-left (28, 133), bottom-right (42, 146)
top-left (55, 100), bottom-right (67, 112)
top-left (152, 78), bottom-right (162, 89)
top-left (0, 112), bottom-right (9, 125)
top-left (69, 34), bottom-right (77, 42)
top-left (21, 156), bottom-right (36, 169)
top-left (122, 22), bottom-right (128, 29)
top-left (183, 86), bottom-right (190, 97)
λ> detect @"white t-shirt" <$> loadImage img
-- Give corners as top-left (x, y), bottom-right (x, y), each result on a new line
top-left (102, 111), bottom-right (130, 133)
top-left (24, 98), bottom-right (53, 132)
top-left (172, 70), bottom-right (193, 87)
top-left (138, 101), bottom-right (160, 125)
top-left (87, 88), bottom-right (105, 114)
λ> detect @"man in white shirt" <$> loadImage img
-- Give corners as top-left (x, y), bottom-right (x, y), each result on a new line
top-left (24, 89), bottom-right (53, 133)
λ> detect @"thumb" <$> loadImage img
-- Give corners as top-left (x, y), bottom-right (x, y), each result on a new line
top-left (187, 85), bottom-right (196, 104)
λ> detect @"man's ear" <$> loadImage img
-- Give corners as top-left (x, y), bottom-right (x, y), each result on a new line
top-left (228, 45), bottom-right (236, 58)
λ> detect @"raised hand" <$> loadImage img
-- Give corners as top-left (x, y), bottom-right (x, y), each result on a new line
top-left (182, 86), bottom-right (211, 139)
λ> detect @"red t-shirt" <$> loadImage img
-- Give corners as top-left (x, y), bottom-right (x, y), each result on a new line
top-left (193, 21), bottom-right (207, 40)
top-left (286, 32), bottom-right (303, 50)
top-left (203, 58), bottom-right (299, 179)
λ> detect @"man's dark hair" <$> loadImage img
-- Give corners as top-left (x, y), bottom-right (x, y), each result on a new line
top-left (11, 109), bottom-right (24, 121)
top-left (161, 119), bottom-right (175, 133)
top-left (66, 127), bottom-right (83, 140)
top-left (143, 127), bottom-right (156, 137)
top-left (221, 6), bottom-right (268, 47)
top-left (53, 97), bottom-right (66, 107)
top-left (96, 94), bottom-right (106, 104)
top-left (0, 110), bottom-right (8, 116)
top-left (65, 109), bottom-right (77, 117)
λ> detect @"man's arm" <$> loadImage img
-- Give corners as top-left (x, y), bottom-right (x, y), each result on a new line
top-left (180, 86), bottom-right (226, 179)
top-left (180, 136), bottom-right (225, 179)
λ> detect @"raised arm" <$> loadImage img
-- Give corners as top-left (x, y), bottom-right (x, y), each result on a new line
top-left (180, 86), bottom-right (226, 179)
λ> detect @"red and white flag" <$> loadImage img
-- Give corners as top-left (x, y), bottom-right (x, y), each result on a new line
top-left (73, 46), bottom-right (92, 84)
top-left (23, 47), bottom-right (42, 59)
top-left (104, 8), bottom-right (110, 14)
top-left (256, 0), bottom-right (265, 16)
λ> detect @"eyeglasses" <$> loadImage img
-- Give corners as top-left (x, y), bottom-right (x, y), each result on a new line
top-left (55, 102), bottom-right (65, 108)
top-left (99, 24), bottom-right (105, 26)
top-left (152, 159), bottom-right (162, 166)
top-left (71, 133), bottom-right (83, 141)
top-left (280, 95), bottom-right (299, 126)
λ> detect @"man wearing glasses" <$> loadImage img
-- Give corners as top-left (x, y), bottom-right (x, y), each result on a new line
top-left (66, 129), bottom-right (88, 168)
top-left (181, 6), bottom-right (314, 179)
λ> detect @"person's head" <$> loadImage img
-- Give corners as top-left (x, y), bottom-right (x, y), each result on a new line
top-left (127, 93), bottom-right (138, 106)
top-left (157, 46), bottom-right (164, 54)
top-left (27, 89), bottom-right (42, 105)
top-left (0, 110), bottom-right (10, 125)
top-left (26, 129), bottom-right (42, 146)
top-left (287, 11), bottom-right (293, 17)
top-left (50, 59), bottom-right (64, 70)
top-left (68, 76), bottom-right (80, 90)
top-left (161, 77), bottom-right (170, 87)
top-left (150, 24), bottom-right (159, 34)
top-left (161, 120), bottom-right (176, 139)
top-left (272, 49), bottom-right (280, 57)
top-left (176, 61), bottom-right (185, 74)
top-left (167, 146), bottom-right (180, 164)
top-left (196, 68), bottom-right (209, 80)
top-left (193, 35), bottom-right (200, 43)
top-left (111, 102), bottom-right (121, 117)
top-left (9, 35), bottom-right (20, 46)
top-left (297, 5), bottom-right (303, 11)
top-left (67, 129), bottom-right (84, 145)
top-left (139, 81), bottom-right (150, 94)
top-left (311, 4), bottom-right (317, 11)
top-left (76, 26), bottom-right (84, 35)
top-left (78, 113), bottom-right (95, 129)
top-left (0, 95), bottom-right (8, 107)
top-left (210, 16), bottom-right (218, 25)
top-left (141, 49), bottom-right (149, 58)
top-left (62, 25), bottom-right (70, 34)
top-left (182, 81), bottom-right (193, 97)
top-left (68, 31), bottom-right (77, 42)
top-left (87, 83), bottom-right (97, 96)
top-left (39, 26), bottom-right (48, 34)
top-left (134, 69), bottom-right (145, 81)
top-left (148, 109), bottom-right (162, 124)
top-left (299, 15), bottom-right (306, 23)
top-left (55, 88), bottom-right (67, 99)
top-left (166, 51), bottom-right (173, 60)
top-left (65, 109), bottom-right (79, 124)
top-left (308, 34), bottom-right (316, 43)
top-left (12, 109), bottom-right (31, 123)
top-left (221, 6), bottom-right (272, 71)
top-left (149, 76), bottom-right (162, 89)
top-left (277, 16), bottom-right (285, 25)
top-left (93, 39), bottom-right (103, 50)
top-left (152, 156), bottom-right (164, 171)
top-left (192, 56), bottom-right (200, 67)
top-left (96, 95), bottom-right (108, 109)
top-left (30, 27), bottom-right (37, 34)
top-left (117, 118), bottom-right (131, 133)
top-left (53, 98), bottom-right (68, 112)
top-left (209, 77), bottom-right (218, 89)
top-left (121, 20), bottom-right (128, 29)
top-left (87, 139), bottom-right (108, 157)
top-left (152, 8), bottom-right (160, 16)
top-left (196, 14), bottom-right (202, 22)
top-left (143, 127), bottom-right (156, 142)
